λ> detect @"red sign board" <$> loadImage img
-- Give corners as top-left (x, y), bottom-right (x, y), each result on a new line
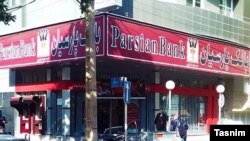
top-left (1, 14), bottom-right (249, 77)
top-left (107, 15), bottom-right (250, 77)
top-left (0, 16), bottom-right (105, 68)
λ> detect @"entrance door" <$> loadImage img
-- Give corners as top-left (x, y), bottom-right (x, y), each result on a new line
top-left (97, 99), bottom-right (124, 134)
top-left (97, 99), bottom-right (140, 134)
top-left (179, 95), bottom-right (206, 131)
top-left (20, 109), bottom-right (32, 134)
top-left (33, 96), bottom-right (45, 134)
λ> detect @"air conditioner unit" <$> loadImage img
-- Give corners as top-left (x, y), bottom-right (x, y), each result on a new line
top-left (95, 0), bottom-right (122, 12)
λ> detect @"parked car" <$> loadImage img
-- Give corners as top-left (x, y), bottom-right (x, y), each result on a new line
top-left (98, 126), bottom-right (124, 141)
top-left (98, 121), bottom-right (141, 141)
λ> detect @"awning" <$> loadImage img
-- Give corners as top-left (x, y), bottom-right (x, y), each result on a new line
top-left (10, 96), bottom-right (23, 114)
top-left (21, 95), bottom-right (40, 104)
top-left (10, 96), bottom-right (22, 103)
top-left (232, 95), bottom-right (250, 112)
top-left (15, 80), bottom-right (84, 92)
top-left (10, 96), bottom-right (41, 114)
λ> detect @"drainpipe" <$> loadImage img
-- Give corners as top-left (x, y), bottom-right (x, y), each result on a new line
top-left (21, 0), bottom-right (26, 28)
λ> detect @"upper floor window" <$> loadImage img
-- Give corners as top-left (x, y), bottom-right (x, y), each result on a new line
top-left (15, 68), bottom-right (47, 84)
top-left (187, 0), bottom-right (201, 7)
top-left (5, 0), bottom-right (20, 8)
top-left (51, 67), bottom-right (62, 81)
top-left (220, 0), bottom-right (234, 17)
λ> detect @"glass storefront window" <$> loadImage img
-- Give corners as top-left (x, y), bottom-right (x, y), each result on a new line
top-left (70, 90), bottom-right (84, 136)
top-left (15, 68), bottom-right (47, 84)
top-left (51, 91), bottom-right (62, 135)
top-left (56, 94), bottom-right (62, 133)
top-left (162, 94), bottom-right (207, 131)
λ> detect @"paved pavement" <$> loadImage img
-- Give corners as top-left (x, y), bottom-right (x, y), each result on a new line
top-left (142, 130), bottom-right (210, 141)
top-left (186, 130), bottom-right (209, 141)
top-left (187, 134), bottom-right (209, 141)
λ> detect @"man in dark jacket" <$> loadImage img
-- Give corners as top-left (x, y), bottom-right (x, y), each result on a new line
top-left (154, 109), bottom-right (169, 131)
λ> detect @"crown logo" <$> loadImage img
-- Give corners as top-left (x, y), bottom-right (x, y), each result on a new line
top-left (189, 37), bottom-right (197, 48)
top-left (38, 29), bottom-right (49, 41)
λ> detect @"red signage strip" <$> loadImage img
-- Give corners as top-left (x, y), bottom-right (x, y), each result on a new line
top-left (107, 15), bottom-right (250, 77)
top-left (0, 15), bottom-right (105, 69)
top-left (15, 81), bottom-right (84, 92)
top-left (15, 80), bottom-right (144, 97)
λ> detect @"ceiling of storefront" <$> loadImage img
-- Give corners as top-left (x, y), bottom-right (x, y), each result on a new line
top-left (14, 56), bottom-right (238, 84)
top-left (96, 57), bottom-right (235, 81)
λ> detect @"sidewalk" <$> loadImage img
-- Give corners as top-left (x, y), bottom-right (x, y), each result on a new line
top-left (142, 130), bottom-right (210, 141)
top-left (187, 134), bottom-right (209, 141)
top-left (187, 131), bottom-right (209, 141)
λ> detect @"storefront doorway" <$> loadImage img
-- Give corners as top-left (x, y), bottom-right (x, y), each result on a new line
top-left (97, 99), bottom-right (124, 133)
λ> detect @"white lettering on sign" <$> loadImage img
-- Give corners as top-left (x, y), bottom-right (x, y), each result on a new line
top-left (0, 39), bottom-right (36, 60)
top-left (51, 23), bottom-right (101, 58)
top-left (200, 45), bottom-right (249, 71)
top-left (111, 26), bottom-right (186, 60)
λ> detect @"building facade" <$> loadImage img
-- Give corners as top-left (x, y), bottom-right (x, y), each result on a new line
top-left (0, 0), bottom-right (250, 140)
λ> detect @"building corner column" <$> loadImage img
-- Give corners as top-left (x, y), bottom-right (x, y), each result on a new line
top-left (62, 67), bottom-right (70, 136)
top-left (46, 68), bottom-right (52, 135)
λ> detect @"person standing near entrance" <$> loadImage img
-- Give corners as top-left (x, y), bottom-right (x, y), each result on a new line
top-left (170, 114), bottom-right (179, 131)
top-left (177, 116), bottom-right (189, 141)
top-left (154, 108), bottom-right (169, 131)
top-left (0, 110), bottom-right (8, 133)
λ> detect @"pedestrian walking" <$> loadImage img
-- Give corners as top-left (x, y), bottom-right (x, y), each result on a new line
top-left (0, 110), bottom-right (8, 133)
top-left (177, 116), bottom-right (188, 141)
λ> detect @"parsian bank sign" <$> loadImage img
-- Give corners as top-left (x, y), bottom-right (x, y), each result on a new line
top-left (107, 15), bottom-right (250, 77)
top-left (0, 14), bottom-right (249, 77)
top-left (0, 15), bottom-right (105, 68)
